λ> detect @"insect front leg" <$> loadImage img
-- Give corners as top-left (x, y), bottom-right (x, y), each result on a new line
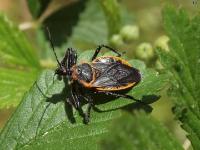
top-left (70, 84), bottom-right (81, 109)
top-left (91, 44), bottom-right (122, 61)
top-left (62, 48), bottom-right (77, 83)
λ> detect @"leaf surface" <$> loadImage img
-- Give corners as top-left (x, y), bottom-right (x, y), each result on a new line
top-left (100, 112), bottom-right (183, 150)
top-left (0, 52), bottom-right (168, 149)
top-left (157, 6), bottom-right (200, 150)
top-left (0, 14), bottom-right (40, 108)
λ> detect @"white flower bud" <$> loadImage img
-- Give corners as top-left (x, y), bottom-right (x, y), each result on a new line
top-left (154, 35), bottom-right (169, 52)
top-left (135, 42), bottom-right (154, 61)
top-left (120, 25), bottom-right (139, 42)
top-left (110, 34), bottom-right (124, 47)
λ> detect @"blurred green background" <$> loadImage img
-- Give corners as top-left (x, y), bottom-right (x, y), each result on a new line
top-left (0, 0), bottom-right (199, 149)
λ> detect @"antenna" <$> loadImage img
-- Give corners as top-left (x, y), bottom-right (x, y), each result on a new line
top-left (46, 27), bottom-right (61, 67)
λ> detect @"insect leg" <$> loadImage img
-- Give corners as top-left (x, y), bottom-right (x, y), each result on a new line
top-left (91, 44), bottom-right (121, 61)
top-left (96, 91), bottom-right (141, 103)
top-left (83, 95), bottom-right (94, 124)
top-left (70, 83), bottom-right (90, 122)
top-left (73, 84), bottom-right (94, 124)
top-left (70, 85), bottom-right (81, 109)
top-left (62, 48), bottom-right (77, 82)
top-left (66, 97), bottom-right (74, 107)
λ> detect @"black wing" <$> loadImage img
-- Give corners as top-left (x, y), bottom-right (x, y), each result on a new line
top-left (91, 57), bottom-right (141, 88)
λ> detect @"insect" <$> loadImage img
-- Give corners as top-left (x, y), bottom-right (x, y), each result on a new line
top-left (47, 30), bottom-right (141, 123)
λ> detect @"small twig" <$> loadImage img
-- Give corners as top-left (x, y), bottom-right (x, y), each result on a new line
top-left (19, 21), bottom-right (38, 30)
top-left (38, 0), bottom-right (78, 24)
top-left (183, 139), bottom-right (191, 150)
top-left (19, 0), bottom-right (78, 31)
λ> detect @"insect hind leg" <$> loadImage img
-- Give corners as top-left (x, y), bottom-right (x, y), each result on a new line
top-left (96, 91), bottom-right (141, 103)
top-left (91, 44), bottom-right (122, 61)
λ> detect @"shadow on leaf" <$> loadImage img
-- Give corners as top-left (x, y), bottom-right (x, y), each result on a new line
top-left (36, 77), bottom-right (161, 124)
top-left (93, 94), bottom-right (160, 114)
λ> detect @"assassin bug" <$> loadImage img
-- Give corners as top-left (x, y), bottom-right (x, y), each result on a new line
top-left (47, 29), bottom-right (141, 124)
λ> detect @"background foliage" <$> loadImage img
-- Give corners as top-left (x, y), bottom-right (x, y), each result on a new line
top-left (0, 0), bottom-right (199, 149)
top-left (157, 6), bottom-right (200, 150)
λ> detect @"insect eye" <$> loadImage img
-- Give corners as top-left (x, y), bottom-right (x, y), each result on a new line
top-left (77, 68), bottom-right (81, 74)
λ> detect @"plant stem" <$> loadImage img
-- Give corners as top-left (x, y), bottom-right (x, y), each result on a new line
top-left (100, 0), bottom-right (122, 38)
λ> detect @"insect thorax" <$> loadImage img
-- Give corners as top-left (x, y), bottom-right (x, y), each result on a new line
top-left (72, 63), bottom-right (93, 83)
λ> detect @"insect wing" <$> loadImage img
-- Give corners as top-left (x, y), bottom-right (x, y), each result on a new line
top-left (92, 62), bottom-right (140, 89)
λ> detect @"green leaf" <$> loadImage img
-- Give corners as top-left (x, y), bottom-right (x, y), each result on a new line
top-left (100, 0), bottom-right (122, 37)
top-left (157, 6), bottom-right (200, 150)
top-left (100, 112), bottom-right (183, 150)
top-left (0, 14), bottom-right (40, 108)
top-left (27, 0), bottom-right (74, 19)
top-left (39, 0), bottom-right (134, 58)
top-left (26, 0), bottom-right (46, 18)
top-left (33, 0), bottom-right (87, 59)
top-left (66, 0), bottom-right (134, 49)
top-left (0, 15), bottom-right (39, 68)
top-left (0, 51), bottom-right (168, 149)
top-left (0, 68), bottom-right (38, 109)
top-left (43, 0), bottom-right (86, 47)
top-left (63, 0), bottom-right (108, 49)
top-left (36, 0), bottom-right (107, 60)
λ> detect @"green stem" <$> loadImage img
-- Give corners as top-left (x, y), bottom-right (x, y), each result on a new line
top-left (100, 0), bottom-right (122, 38)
